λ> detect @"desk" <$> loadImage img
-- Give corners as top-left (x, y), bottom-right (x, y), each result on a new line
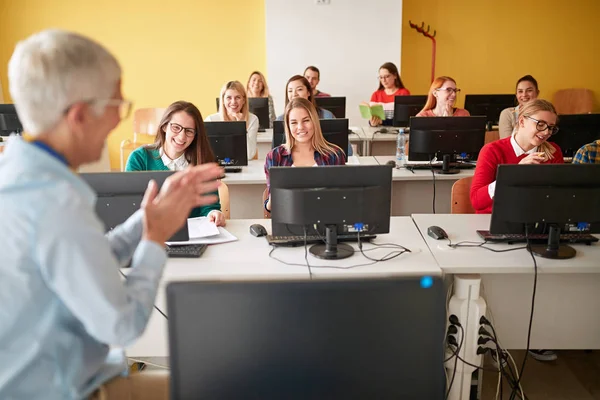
top-left (412, 213), bottom-right (600, 400)
top-left (375, 156), bottom-right (475, 215)
top-left (361, 126), bottom-right (399, 155)
top-left (222, 156), bottom-right (379, 219)
top-left (125, 217), bottom-right (442, 357)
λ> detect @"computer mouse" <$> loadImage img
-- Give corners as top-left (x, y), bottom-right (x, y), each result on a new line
top-left (379, 128), bottom-right (389, 134)
top-left (386, 160), bottom-right (396, 168)
top-left (427, 225), bottom-right (448, 240)
top-left (249, 223), bottom-right (267, 237)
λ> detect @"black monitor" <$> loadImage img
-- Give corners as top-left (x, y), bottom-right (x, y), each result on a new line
top-left (314, 96), bottom-right (346, 118)
top-left (408, 116), bottom-right (487, 174)
top-left (0, 104), bottom-right (23, 137)
top-left (272, 119), bottom-right (349, 161)
top-left (393, 95), bottom-right (427, 127)
top-left (270, 165), bottom-right (392, 260)
top-left (205, 121), bottom-right (248, 167)
top-left (464, 94), bottom-right (515, 129)
top-left (490, 164), bottom-right (600, 259)
top-left (553, 113), bottom-right (600, 158)
top-left (167, 277), bottom-right (445, 400)
top-left (81, 171), bottom-right (189, 242)
top-left (248, 97), bottom-right (270, 131)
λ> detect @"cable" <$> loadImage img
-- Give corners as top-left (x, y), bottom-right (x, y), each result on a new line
top-left (302, 226), bottom-right (313, 279)
top-left (445, 323), bottom-right (462, 399)
top-left (510, 226), bottom-right (538, 400)
top-left (445, 238), bottom-right (528, 253)
top-left (430, 158), bottom-right (436, 214)
top-left (119, 269), bottom-right (168, 320)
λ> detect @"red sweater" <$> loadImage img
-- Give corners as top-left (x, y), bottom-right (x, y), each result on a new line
top-left (470, 137), bottom-right (564, 214)
top-left (370, 88), bottom-right (411, 103)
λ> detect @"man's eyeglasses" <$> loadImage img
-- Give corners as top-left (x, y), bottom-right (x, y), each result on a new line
top-left (169, 122), bottom-right (196, 137)
top-left (435, 87), bottom-right (461, 94)
top-left (524, 115), bottom-right (559, 136)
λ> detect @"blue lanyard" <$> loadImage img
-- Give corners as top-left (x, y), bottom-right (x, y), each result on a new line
top-left (31, 141), bottom-right (69, 166)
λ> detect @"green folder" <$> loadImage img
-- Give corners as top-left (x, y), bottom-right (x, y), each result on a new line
top-left (359, 104), bottom-right (385, 120)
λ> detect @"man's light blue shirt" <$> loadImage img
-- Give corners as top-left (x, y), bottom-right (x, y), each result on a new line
top-left (0, 137), bottom-right (167, 399)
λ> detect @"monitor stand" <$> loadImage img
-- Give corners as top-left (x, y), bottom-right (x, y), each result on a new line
top-left (529, 225), bottom-right (576, 259)
top-left (435, 154), bottom-right (459, 175)
top-left (310, 225), bottom-right (354, 260)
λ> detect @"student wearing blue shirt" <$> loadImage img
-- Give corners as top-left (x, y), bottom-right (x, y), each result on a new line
top-left (0, 30), bottom-right (222, 400)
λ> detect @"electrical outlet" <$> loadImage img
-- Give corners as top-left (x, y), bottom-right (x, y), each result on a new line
top-left (315, 0), bottom-right (331, 4)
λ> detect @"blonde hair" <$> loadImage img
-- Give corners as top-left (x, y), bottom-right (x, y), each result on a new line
top-left (218, 81), bottom-right (249, 127)
top-left (283, 97), bottom-right (342, 157)
top-left (514, 99), bottom-right (558, 160)
top-left (420, 76), bottom-right (457, 113)
top-left (246, 71), bottom-right (270, 97)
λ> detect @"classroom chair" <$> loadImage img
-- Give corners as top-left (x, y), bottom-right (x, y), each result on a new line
top-left (553, 89), bottom-right (594, 115)
top-left (218, 181), bottom-right (230, 220)
top-left (262, 187), bottom-right (271, 219)
top-left (484, 130), bottom-right (499, 144)
top-left (450, 176), bottom-right (475, 214)
top-left (120, 107), bottom-right (166, 171)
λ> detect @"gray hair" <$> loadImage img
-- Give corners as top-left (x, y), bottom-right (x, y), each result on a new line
top-left (8, 29), bottom-right (122, 135)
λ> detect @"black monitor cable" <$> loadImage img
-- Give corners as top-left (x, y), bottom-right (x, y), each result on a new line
top-left (430, 158), bottom-right (436, 214)
top-left (444, 237), bottom-right (528, 253)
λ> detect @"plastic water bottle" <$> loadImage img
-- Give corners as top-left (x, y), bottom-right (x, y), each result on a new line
top-left (395, 128), bottom-right (406, 168)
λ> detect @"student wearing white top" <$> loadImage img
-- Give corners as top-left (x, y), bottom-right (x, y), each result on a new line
top-left (126, 101), bottom-right (225, 226)
top-left (205, 80), bottom-right (259, 159)
top-left (246, 71), bottom-right (276, 127)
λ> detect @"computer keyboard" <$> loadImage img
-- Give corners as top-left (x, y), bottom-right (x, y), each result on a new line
top-left (166, 244), bottom-right (208, 258)
top-left (476, 230), bottom-right (598, 245)
top-left (405, 162), bottom-right (476, 170)
top-left (267, 233), bottom-right (377, 247)
top-left (224, 166), bottom-right (243, 173)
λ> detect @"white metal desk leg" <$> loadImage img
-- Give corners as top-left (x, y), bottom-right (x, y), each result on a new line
top-left (446, 274), bottom-right (486, 400)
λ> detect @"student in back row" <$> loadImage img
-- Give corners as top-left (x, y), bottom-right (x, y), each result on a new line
top-left (369, 62), bottom-right (410, 126)
top-left (304, 66), bottom-right (330, 98)
top-left (206, 81), bottom-right (259, 159)
top-left (277, 75), bottom-right (334, 120)
top-left (246, 71), bottom-right (276, 127)
top-left (416, 76), bottom-right (470, 117)
top-left (126, 101), bottom-right (226, 226)
top-left (264, 97), bottom-right (345, 213)
top-left (498, 75), bottom-right (539, 139)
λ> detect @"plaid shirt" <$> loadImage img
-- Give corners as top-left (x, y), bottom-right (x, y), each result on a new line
top-left (264, 144), bottom-right (346, 194)
top-left (572, 140), bottom-right (600, 164)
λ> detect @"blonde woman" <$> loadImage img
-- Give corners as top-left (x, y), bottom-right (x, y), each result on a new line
top-left (416, 76), bottom-right (470, 117)
top-left (246, 71), bottom-right (276, 127)
top-left (470, 99), bottom-right (564, 214)
top-left (205, 80), bottom-right (259, 159)
top-left (264, 97), bottom-right (345, 212)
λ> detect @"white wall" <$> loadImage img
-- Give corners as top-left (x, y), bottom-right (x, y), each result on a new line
top-left (265, 0), bottom-right (402, 126)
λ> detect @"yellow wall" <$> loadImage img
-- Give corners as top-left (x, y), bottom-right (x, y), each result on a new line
top-left (401, 0), bottom-right (600, 109)
top-left (0, 0), bottom-right (266, 169)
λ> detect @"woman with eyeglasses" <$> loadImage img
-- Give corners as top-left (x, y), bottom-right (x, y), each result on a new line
top-left (470, 99), bottom-right (564, 215)
top-left (368, 62), bottom-right (410, 127)
top-left (125, 101), bottom-right (226, 226)
top-left (498, 75), bottom-right (540, 139)
top-left (206, 80), bottom-right (259, 160)
top-left (416, 76), bottom-right (469, 117)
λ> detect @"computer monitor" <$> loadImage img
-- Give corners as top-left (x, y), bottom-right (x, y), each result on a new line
top-left (463, 94), bottom-right (515, 129)
top-left (490, 164), bottom-right (600, 259)
top-left (270, 165), bottom-right (392, 260)
top-left (272, 119), bottom-right (349, 161)
top-left (393, 95), bottom-right (427, 127)
top-left (0, 104), bottom-right (23, 137)
top-left (205, 121), bottom-right (248, 167)
top-left (314, 96), bottom-right (346, 118)
top-left (553, 113), bottom-right (600, 159)
top-left (408, 116), bottom-right (487, 174)
top-left (80, 171), bottom-right (189, 241)
top-left (167, 277), bottom-right (446, 400)
top-left (248, 97), bottom-right (270, 131)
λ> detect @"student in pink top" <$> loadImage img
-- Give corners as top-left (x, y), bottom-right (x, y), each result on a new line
top-left (369, 62), bottom-right (410, 126)
top-left (416, 76), bottom-right (470, 117)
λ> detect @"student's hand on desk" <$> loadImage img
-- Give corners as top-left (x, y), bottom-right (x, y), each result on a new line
top-left (141, 164), bottom-right (223, 244)
top-left (266, 195), bottom-right (272, 212)
top-left (208, 210), bottom-right (226, 227)
top-left (519, 152), bottom-right (546, 165)
top-left (370, 116), bottom-right (382, 126)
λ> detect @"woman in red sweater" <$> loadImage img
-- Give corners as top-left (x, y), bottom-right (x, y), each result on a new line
top-left (470, 99), bottom-right (564, 214)
top-left (369, 62), bottom-right (410, 126)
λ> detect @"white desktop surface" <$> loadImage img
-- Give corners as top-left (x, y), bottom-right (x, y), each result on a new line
top-left (412, 213), bottom-right (600, 349)
top-left (125, 217), bottom-right (442, 357)
top-left (375, 156), bottom-right (476, 181)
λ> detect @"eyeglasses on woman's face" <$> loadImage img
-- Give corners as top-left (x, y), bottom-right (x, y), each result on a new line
top-left (169, 122), bottom-right (196, 137)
